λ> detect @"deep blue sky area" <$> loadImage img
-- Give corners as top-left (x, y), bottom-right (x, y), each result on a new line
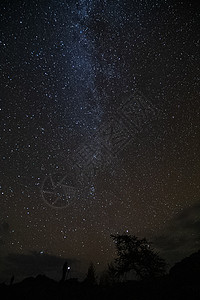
top-left (0, 0), bottom-right (199, 282)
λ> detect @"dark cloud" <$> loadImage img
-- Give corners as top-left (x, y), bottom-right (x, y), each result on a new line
top-left (0, 251), bottom-right (80, 283)
top-left (0, 222), bottom-right (10, 246)
top-left (153, 203), bottom-right (200, 265)
top-left (0, 222), bottom-right (9, 234)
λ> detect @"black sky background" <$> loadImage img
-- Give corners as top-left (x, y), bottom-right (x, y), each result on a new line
top-left (0, 0), bottom-right (200, 282)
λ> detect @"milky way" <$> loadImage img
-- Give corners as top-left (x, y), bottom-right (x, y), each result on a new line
top-left (0, 0), bottom-right (200, 280)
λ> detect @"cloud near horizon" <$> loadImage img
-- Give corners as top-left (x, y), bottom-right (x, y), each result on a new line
top-left (0, 251), bottom-right (81, 283)
top-left (0, 222), bottom-right (10, 246)
top-left (153, 202), bottom-right (200, 265)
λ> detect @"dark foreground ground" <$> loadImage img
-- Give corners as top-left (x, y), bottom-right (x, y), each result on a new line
top-left (1, 275), bottom-right (200, 300)
top-left (2, 250), bottom-right (200, 299)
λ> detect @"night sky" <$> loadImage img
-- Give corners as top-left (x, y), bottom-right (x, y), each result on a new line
top-left (0, 0), bottom-right (200, 281)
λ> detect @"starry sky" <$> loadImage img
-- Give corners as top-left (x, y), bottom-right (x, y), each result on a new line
top-left (0, 0), bottom-right (200, 281)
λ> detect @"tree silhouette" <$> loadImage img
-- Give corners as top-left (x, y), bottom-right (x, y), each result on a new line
top-left (84, 262), bottom-right (97, 285)
top-left (111, 234), bottom-right (166, 280)
top-left (9, 275), bottom-right (14, 286)
top-left (60, 261), bottom-right (69, 283)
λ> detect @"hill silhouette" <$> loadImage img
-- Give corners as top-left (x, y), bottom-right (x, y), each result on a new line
top-left (169, 250), bottom-right (200, 284)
